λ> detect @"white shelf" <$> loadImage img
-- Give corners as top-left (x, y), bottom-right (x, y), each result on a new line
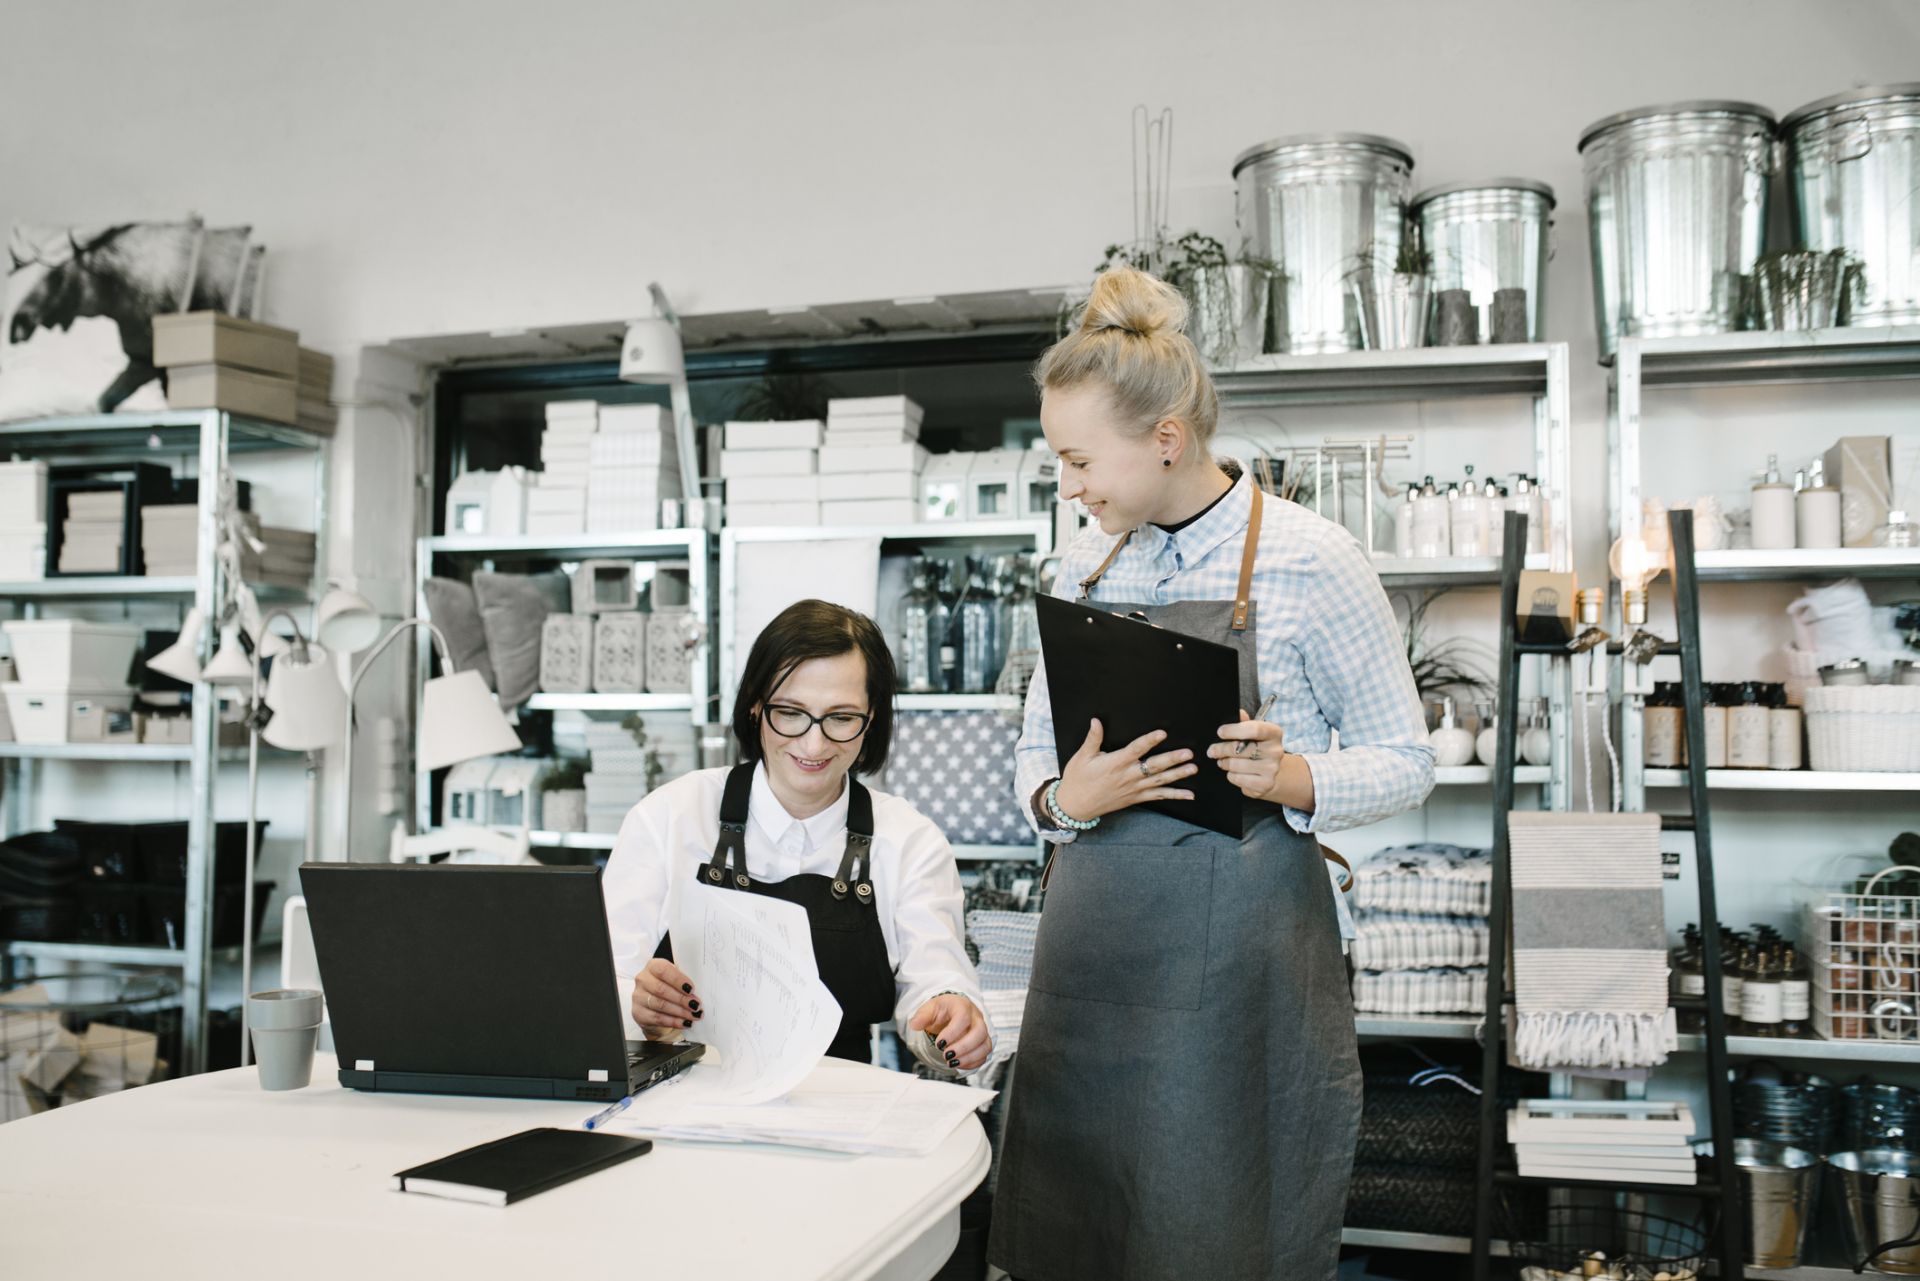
top-left (0, 408), bottom-right (325, 455)
top-left (1644, 768), bottom-right (1920, 791)
top-left (0, 939), bottom-right (258, 967)
top-left (0, 742), bottom-right (192, 762)
top-left (895, 693), bottom-right (1017, 711)
top-left (1355, 1014), bottom-right (1480, 1040)
top-left (1678, 1032), bottom-right (1920, 1064)
top-left (723, 519), bottom-right (1050, 545)
top-left (0, 576), bottom-right (310, 601)
top-left (1623, 323), bottom-right (1920, 386)
top-left (524, 693), bottom-right (696, 712)
top-left (1370, 553), bottom-right (1550, 586)
top-left (423, 529), bottom-right (705, 558)
top-left (1214, 342), bottom-right (1558, 406)
top-left (1339, 1227), bottom-right (1509, 1256)
top-left (1693, 548), bottom-right (1920, 581)
top-left (1433, 765), bottom-right (1550, 786)
top-left (527, 830), bottom-right (618, 850)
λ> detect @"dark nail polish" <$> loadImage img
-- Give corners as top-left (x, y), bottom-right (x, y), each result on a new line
top-left (937, 1038), bottom-right (947, 1049)
top-left (681, 983), bottom-right (692, 994)
top-left (689, 999), bottom-right (701, 1011)
top-left (946, 1053), bottom-right (959, 1065)
top-left (683, 1019), bottom-right (693, 1027)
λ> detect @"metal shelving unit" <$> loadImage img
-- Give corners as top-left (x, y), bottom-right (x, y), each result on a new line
top-left (1215, 343), bottom-right (1577, 805)
top-left (1609, 326), bottom-right (1920, 813)
top-left (1644, 769), bottom-right (1920, 791)
top-left (1435, 765), bottom-right (1550, 786)
top-left (0, 938), bottom-right (262, 967)
top-left (522, 692), bottom-right (696, 713)
top-left (0, 409), bottom-right (329, 1075)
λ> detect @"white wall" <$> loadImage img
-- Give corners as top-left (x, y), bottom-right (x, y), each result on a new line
top-left (6, 3), bottom-right (1918, 928)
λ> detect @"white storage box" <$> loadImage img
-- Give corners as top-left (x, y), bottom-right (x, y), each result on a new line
top-left (820, 472), bottom-right (920, 501)
top-left (0, 461), bottom-right (48, 522)
top-left (720, 449), bottom-right (817, 479)
top-left (825, 424), bottom-right (919, 447)
top-left (827, 395), bottom-right (924, 425)
top-left (727, 475), bottom-right (821, 504)
top-left (728, 501), bottom-right (822, 528)
top-left (921, 452), bottom-right (974, 520)
top-left (2, 684), bottom-right (136, 744)
top-left (726, 420), bottom-right (825, 451)
top-left (823, 499), bottom-right (921, 525)
top-left (2, 621), bottom-right (143, 688)
top-left (1804, 685), bottom-right (1920, 771)
top-left (599, 404), bottom-right (666, 433)
top-left (818, 444), bottom-right (929, 475)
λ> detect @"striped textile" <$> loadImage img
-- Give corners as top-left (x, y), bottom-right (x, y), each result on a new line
top-left (1509, 811), bottom-right (1671, 1070)
top-left (1352, 912), bottom-right (1490, 972)
top-left (967, 909), bottom-right (1041, 992)
top-left (1352, 968), bottom-right (1488, 1016)
top-left (1352, 844), bottom-right (1492, 919)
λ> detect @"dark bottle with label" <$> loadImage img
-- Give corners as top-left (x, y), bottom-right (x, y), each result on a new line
top-left (1779, 944), bottom-right (1810, 1038)
top-left (1674, 924), bottom-right (1705, 1034)
top-left (1741, 946), bottom-right (1783, 1037)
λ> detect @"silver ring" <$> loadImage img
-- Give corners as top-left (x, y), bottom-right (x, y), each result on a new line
top-left (646, 994), bottom-right (656, 1011)
top-left (1247, 748), bottom-right (1262, 761)
top-left (1139, 760), bottom-right (1152, 777)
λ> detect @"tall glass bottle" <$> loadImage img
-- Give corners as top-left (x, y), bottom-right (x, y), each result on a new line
top-left (899, 560), bottom-right (939, 694)
top-left (1780, 945), bottom-right (1810, 1039)
top-left (958, 556), bottom-right (1001, 693)
top-left (927, 559), bottom-right (956, 693)
top-left (1674, 925), bottom-right (1705, 1034)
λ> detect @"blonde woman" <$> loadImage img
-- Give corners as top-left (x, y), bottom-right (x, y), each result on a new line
top-left (989, 268), bottom-right (1434, 1281)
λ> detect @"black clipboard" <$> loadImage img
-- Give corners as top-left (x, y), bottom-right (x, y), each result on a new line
top-left (1037, 594), bottom-right (1245, 838)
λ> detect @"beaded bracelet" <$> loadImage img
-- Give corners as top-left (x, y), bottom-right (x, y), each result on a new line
top-left (1044, 778), bottom-right (1100, 832)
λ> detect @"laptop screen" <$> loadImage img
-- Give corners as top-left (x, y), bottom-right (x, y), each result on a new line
top-left (300, 863), bottom-right (630, 1083)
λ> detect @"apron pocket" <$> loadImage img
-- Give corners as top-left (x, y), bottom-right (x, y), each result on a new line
top-left (1030, 843), bottom-right (1213, 1010)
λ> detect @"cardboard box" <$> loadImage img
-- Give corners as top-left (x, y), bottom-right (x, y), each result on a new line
top-left (599, 404), bottom-right (666, 433)
top-left (720, 449), bottom-right (817, 479)
top-left (727, 475), bottom-right (820, 504)
top-left (1517, 571), bottom-right (1578, 645)
top-left (818, 444), bottom-right (929, 475)
top-left (164, 363), bottom-right (298, 425)
top-left (825, 423), bottom-right (920, 447)
top-left (1823, 436), bottom-right (1894, 548)
top-left (820, 471), bottom-right (920, 501)
top-left (152, 312), bottom-right (299, 378)
top-left (826, 395), bottom-right (924, 424)
top-left (727, 501), bottom-right (822, 528)
top-left (297, 346), bottom-right (334, 394)
top-left (726, 420), bottom-right (825, 451)
top-left (823, 499), bottom-right (921, 525)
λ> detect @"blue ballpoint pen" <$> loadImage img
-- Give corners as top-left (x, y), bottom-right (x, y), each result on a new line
top-left (583, 1095), bottom-right (634, 1131)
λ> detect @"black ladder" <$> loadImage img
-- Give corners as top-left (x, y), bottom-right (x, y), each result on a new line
top-left (1468, 508), bottom-right (1741, 1280)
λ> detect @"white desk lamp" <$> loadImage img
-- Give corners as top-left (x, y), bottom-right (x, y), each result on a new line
top-left (620, 282), bottom-right (703, 517)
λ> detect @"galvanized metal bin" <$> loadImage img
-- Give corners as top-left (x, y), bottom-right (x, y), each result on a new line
top-left (1580, 101), bottom-right (1776, 361)
top-left (1232, 133), bottom-right (1414, 355)
top-left (1414, 179), bottom-right (1556, 344)
top-left (1784, 83), bottom-right (1920, 329)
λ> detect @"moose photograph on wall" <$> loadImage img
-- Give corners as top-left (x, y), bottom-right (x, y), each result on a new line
top-left (1, 215), bottom-right (263, 422)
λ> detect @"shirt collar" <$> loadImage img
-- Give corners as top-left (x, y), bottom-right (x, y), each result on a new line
top-left (748, 760), bottom-right (851, 852)
top-left (1142, 458), bottom-right (1251, 564)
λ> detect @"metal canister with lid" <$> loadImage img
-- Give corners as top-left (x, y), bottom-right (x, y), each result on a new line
top-left (1894, 659), bottom-right (1920, 688)
top-left (1783, 84), bottom-right (1920, 329)
top-left (1821, 659), bottom-right (1872, 687)
top-left (1411, 179), bottom-right (1555, 343)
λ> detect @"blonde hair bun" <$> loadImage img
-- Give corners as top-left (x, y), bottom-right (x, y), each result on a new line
top-left (1078, 265), bottom-right (1190, 339)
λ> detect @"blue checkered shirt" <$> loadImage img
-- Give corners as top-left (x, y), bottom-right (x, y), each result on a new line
top-left (1015, 462), bottom-right (1435, 839)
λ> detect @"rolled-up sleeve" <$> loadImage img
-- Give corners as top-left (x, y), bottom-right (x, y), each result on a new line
top-left (1284, 528), bottom-right (1435, 833)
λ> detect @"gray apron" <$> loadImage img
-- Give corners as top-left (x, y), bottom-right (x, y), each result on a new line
top-left (989, 484), bottom-right (1362, 1281)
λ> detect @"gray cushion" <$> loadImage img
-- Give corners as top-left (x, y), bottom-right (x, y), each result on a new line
top-left (472, 571), bottom-right (570, 708)
top-left (422, 577), bottom-right (496, 691)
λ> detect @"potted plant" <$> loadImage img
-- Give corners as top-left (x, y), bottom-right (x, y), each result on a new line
top-left (1348, 210), bottom-right (1433, 350)
top-left (538, 757), bottom-right (588, 834)
top-left (1079, 232), bottom-right (1281, 368)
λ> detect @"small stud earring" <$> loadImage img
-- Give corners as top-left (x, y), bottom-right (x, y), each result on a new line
top-left (1162, 458), bottom-right (1172, 468)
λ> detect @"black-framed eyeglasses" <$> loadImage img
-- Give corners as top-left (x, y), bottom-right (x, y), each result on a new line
top-left (763, 704), bottom-right (871, 743)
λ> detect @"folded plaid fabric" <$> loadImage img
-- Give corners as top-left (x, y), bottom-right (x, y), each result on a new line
top-left (1509, 811), bottom-right (1670, 1070)
top-left (1351, 912), bottom-right (1490, 972)
top-left (1352, 967), bottom-right (1488, 1016)
top-left (966, 908), bottom-right (1040, 992)
top-left (1352, 844), bottom-right (1492, 918)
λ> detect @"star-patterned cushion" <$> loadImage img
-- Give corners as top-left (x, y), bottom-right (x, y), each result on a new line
top-left (881, 711), bottom-right (1026, 847)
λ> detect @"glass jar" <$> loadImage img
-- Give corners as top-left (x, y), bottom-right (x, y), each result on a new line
top-left (1644, 681), bottom-right (1684, 768)
top-left (1727, 681), bottom-right (1772, 769)
top-left (1875, 510), bottom-right (1918, 548)
top-left (1702, 683), bottom-right (1732, 769)
top-left (1820, 659), bottom-right (1871, 687)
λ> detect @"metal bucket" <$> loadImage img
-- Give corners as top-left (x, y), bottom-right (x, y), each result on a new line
top-left (1579, 101), bottom-right (1776, 361)
top-left (1413, 179), bottom-right (1555, 344)
top-left (1233, 133), bottom-right (1414, 355)
top-left (1833, 1148), bottom-right (1920, 1273)
top-left (1784, 83), bottom-right (1920, 328)
top-left (1350, 270), bottom-right (1431, 349)
top-left (1735, 1138), bottom-right (1823, 1268)
top-left (1185, 264), bottom-right (1272, 368)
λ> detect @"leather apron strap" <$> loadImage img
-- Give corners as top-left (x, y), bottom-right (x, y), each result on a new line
top-left (704, 762), bottom-right (877, 906)
top-left (1077, 476), bottom-right (1265, 634)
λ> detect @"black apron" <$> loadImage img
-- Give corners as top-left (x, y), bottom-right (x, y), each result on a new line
top-left (989, 482), bottom-right (1363, 1281)
top-left (655, 763), bottom-right (897, 1062)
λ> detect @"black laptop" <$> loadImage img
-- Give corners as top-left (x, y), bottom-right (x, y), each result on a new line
top-left (300, 862), bottom-right (703, 1102)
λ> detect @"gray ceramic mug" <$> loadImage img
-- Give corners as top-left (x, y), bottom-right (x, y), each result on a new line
top-left (248, 989), bottom-right (325, 1090)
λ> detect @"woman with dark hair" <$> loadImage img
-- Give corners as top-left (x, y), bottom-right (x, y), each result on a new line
top-left (603, 598), bottom-right (992, 1071)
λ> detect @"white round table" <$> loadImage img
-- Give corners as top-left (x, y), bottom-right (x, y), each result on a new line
top-left (0, 1053), bottom-right (990, 1281)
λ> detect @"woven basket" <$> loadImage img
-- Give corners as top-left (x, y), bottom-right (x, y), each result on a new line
top-left (1804, 685), bottom-right (1920, 771)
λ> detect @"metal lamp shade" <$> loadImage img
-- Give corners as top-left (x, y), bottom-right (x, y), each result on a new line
top-left (261, 645), bottom-right (348, 751)
top-left (316, 586), bottom-right (381, 654)
top-left (146, 607), bottom-right (207, 685)
top-left (619, 317), bottom-right (685, 383)
top-left (419, 669), bottom-right (521, 771)
top-left (200, 625), bottom-right (255, 685)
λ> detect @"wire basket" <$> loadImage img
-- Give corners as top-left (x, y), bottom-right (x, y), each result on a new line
top-left (1, 972), bottom-right (180, 1123)
top-left (1808, 867), bottom-right (1920, 1042)
top-left (1505, 1203), bottom-right (1711, 1280)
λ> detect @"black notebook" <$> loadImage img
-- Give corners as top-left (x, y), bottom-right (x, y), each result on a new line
top-left (1036, 594), bottom-right (1247, 838)
top-left (392, 1127), bottom-right (653, 1206)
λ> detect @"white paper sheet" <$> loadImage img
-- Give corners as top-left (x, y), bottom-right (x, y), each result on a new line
top-left (666, 878), bottom-right (842, 1104)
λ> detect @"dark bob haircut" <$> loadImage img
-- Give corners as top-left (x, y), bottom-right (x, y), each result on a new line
top-left (731, 599), bottom-right (897, 775)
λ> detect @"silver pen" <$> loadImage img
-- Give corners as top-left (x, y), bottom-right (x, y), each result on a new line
top-left (1235, 692), bottom-right (1278, 755)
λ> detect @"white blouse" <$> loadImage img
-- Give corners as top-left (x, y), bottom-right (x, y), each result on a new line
top-left (602, 763), bottom-right (987, 1042)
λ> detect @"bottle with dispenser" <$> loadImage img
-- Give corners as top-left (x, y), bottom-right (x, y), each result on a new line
top-left (1796, 458), bottom-right (1843, 549)
top-left (1411, 477), bottom-right (1449, 558)
top-left (1509, 474), bottom-right (1548, 554)
top-left (1740, 944), bottom-right (1783, 1037)
top-left (1780, 945), bottom-right (1810, 1038)
top-left (1451, 465), bottom-right (1489, 558)
top-left (1751, 453), bottom-right (1796, 551)
top-left (1673, 925), bottom-right (1706, 1034)
top-left (1394, 482), bottom-right (1417, 558)
top-left (1430, 696), bottom-right (1477, 767)
top-left (899, 560), bottom-right (940, 693)
top-left (1474, 700), bottom-right (1500, 766)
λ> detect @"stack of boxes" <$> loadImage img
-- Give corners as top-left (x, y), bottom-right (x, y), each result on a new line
top-left (720, 419), bottom-right (823, 527)
top-left (529, 400), bottom-right (597, 536)
top-left (56, 492), bottom-right (127, 574)
top-left (138, 507), bottom-right (315, 590)
top-left (153, 312), bottom-right (301, 427)
top-left (1, 621), bottom-right (141, 746)
top-left (295, 348), bottom-right (337, 438)
top-left (583, 721), bottom-right (650, 835)
top-left (588, 404), bottom-right (680, 533)
top-left (0, 463), bottom-right (48, 581)
top-left (819, 396), bottom-right (929, 526)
